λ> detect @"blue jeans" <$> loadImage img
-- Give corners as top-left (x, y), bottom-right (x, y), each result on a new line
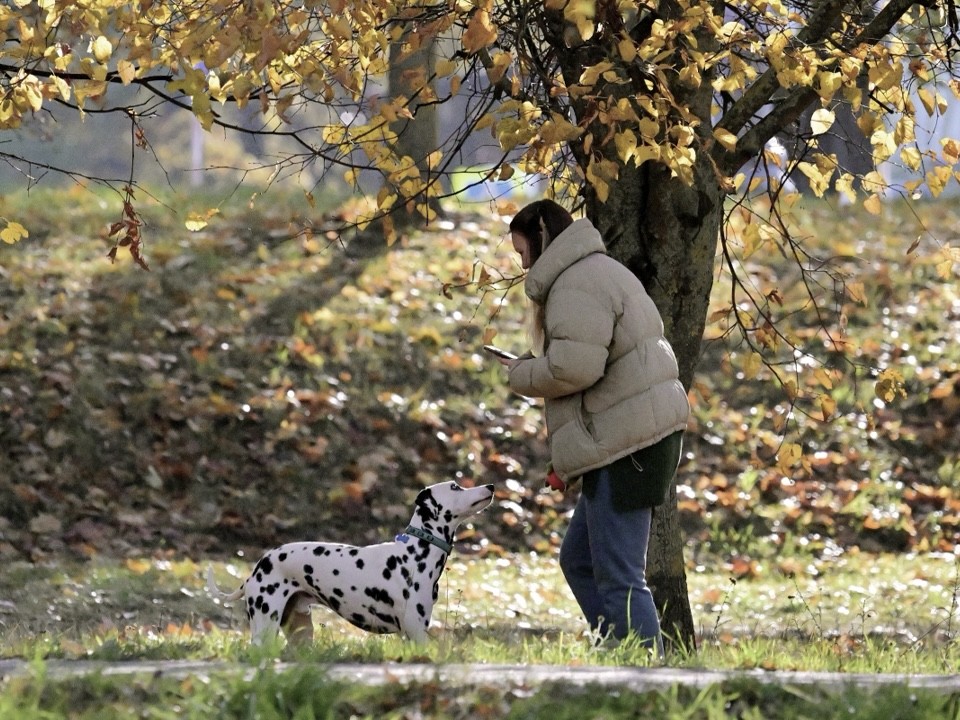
top-left (559, 467), bottom-right (663, 652)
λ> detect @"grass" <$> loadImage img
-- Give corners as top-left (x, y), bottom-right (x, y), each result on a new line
top-left (2, 647), bottom-right (959, 719)
top-left (1, 551), bottom-right (958, 673)
top-left (2, 186), bottom-right (960, 715)
top-left (4, 659), bottom-right (956, 720)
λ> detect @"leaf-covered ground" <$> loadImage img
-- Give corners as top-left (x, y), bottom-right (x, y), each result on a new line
top-left (0, 187), bottom-right (959, 570)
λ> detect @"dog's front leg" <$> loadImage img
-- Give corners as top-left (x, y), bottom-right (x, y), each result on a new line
top-left (281, 594), bottom-right (314, 646)
top-left (400, 600), bottom-right (432, 644)
top-left (403, 623), bottom-right (429, 644)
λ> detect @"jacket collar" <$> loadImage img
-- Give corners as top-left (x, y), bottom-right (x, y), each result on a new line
top-left (525, 218), bottom-right (606, 304)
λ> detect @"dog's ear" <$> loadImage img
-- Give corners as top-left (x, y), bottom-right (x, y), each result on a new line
top-left (414, 488), bottom-right (439, 522)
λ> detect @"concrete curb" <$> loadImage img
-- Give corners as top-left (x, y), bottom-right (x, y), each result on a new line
top-left (2, 659), bottom-right (959, 694)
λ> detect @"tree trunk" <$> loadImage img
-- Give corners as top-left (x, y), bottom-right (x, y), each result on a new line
top-left (388, 35), bottom-right (440, 226)
top-left (586, 154), bottom-right (723, 650)
top-left (350, 35), bottom-right (440, 256)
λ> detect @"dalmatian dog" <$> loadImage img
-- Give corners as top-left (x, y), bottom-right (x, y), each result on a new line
top-left (207, 481), bottom-right (495, 644)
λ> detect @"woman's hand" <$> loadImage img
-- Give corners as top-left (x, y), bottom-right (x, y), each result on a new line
top-left (495, 355), bottom-right (520, 370)
top-left (545, 468), bottom-right (567, 492)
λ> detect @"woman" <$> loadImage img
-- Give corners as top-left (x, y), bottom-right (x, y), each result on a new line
top-left (496, 199), bottom-right (689, 652)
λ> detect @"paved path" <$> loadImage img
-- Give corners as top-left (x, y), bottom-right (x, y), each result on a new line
top-left (2, 659), bottom-right (959, 693)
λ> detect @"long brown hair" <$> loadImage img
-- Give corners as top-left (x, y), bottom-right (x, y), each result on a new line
top-left (509, 200), bottom-right (574, 352)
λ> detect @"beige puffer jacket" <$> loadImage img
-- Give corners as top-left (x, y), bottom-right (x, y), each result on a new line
top-left (508, 218), bottom-right (690, 481)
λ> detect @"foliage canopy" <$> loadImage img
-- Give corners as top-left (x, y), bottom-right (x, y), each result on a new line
top-left (2, 0), bottom-right (960, 214)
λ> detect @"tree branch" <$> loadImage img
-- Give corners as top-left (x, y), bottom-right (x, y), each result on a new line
top-left (712, 0), bottom-right (850, 142)
top-left (715, 0), bottom-right (932, 174)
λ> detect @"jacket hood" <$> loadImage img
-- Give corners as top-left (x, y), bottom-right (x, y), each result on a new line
top-left (525, 218), bottom-right (606, 304)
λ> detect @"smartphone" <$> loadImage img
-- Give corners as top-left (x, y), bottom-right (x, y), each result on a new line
top-left (482, 344), bottom-right (518, 360)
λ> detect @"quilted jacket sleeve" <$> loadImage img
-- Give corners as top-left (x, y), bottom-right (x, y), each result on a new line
top-left (508, 282), bottom-right (614, 400)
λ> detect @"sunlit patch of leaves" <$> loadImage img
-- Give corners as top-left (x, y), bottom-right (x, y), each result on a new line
top-left (0, 189), bottom-right (958, 576)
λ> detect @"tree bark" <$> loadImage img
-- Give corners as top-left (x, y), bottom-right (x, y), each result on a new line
top-left (350, 34), bottom-right (440, 256)
top-left (586, 154), bottom-right (723, 651)
top-left (388, 35), bottom-right (441, 227)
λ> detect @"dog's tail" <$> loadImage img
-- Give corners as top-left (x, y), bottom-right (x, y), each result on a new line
top-left (206, 566), bottom-right (244, 601)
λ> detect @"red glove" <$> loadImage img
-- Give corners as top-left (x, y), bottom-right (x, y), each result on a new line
top-left (545, 468), bottom-right (566, 492)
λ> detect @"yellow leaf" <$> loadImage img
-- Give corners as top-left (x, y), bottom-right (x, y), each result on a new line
top-left (462, 9), bottom-right (497, 54)
top-left (486, 51), bottom-right (512, 85)
top-left (473, 112), bottom-right (494, 131)
top-left (870, 128), bottom-right (897, 163)
top-left (192, 93), bottom-right (214, 130)
top-left (927, 165), bottom-right (953, 198)
top-left (742, 352), bottom-right (762, 379)
top-left (185, 208), bottom-right (220, 232)
top-left (942, 138), bottom-right (960, 164)
top-left (578, 61), bottom-right (614, 87)
top-left (614, 129), bottom-right (638, 163)
top-left (435, 58), bottom-right (458, 77)
top-left (50, 75), bottom-right (71, 101)
top-left (564, 0), bottom-right (596, 41)
top-left (125, 558), bottom-right (152, 575)
top-left (740, 220), bottom-right (761, 256)
top-left (617, 36), bottom-right (637, 63)
top-left (809, 108), bottom-right (835, 136)
top-left (861, 170), bottom-right (887, 194)
top-left (816, 71), bottom-right (842, 102)
top-left (637, 117), bottom-right (659, 139)
top-left (713, 127), bottom-right (737, 151)
top-left (894, 116), bottom-right (915, 145)
top-left (383, 215), bottom-right (396, 246)
top-left (900, 146), bottom-right (922, 172)
top-left (863, 193), bottom-right (882, 215)
top-left (874, 368), bottom-right (906, 403)
top-left (819, 394), bottom-right (837, 421)
top-left (868, 58), bottom-right (903, 92)
top-left (416, 203), bottom-right (437, 223)
top-left (918, 87), bottom-right (936, 116)
top-left (15, 77), bottom-right (43, 112)
top-left (834, 173), bottom-right (857, 203)
top-left (936, 258), bottom-right (954, 279)
top-left (0, 220), bottom-right (28, 244)
top-left (796, 161), bottom-right (830, 197)
top-left (814, 368), bottom-right (835, 390)
top-left (846, 281), bottom-right (867, 305)
top-left (678, 64), bottom-right (701, 88)
top-left (539, 113), bottom-right (582, 144)
top-left (376, 185), bottom-right (397, 210)
top-left (632, 144), bottom-right (661, 166)
top-left (117, 60), bottom-right (136, 85)
top-left (91, 35), bottom-right (113, 63)
top-left (777, 442), bottom-right (802, 471)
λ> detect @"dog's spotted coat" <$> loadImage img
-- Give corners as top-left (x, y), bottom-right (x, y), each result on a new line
top-left (208, 481), bottom-right (494, 644)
